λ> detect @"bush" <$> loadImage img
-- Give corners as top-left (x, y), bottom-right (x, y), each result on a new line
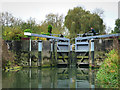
top-left (24, 29), bottom-right (32, 33)
top-left (48, 25), bottom-right (52, 33)
top-left (96, 49), bottom-right (119, 88)
top-left (2, 27), bottom-right (24, 40)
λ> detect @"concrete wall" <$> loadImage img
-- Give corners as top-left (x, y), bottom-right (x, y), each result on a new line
top-left (5, 40), bottom-right (54, 67)
top-left (94, 38), bottom-right (120, 66)
top-left (94, 39), bottom-right (113, 52)
top-left (41, 41), bottom-right (51, 67)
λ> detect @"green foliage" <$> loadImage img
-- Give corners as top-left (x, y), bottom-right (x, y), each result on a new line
top-left (113, 18), bottom-right (120, 33)
top-left (48, 25), bottom-right (52, 33)
top-left (2, 26), bottom-right (24, 40)
top-left (64, 7), bottom-right (106, 38)
top-left (24, 29), bottom-right (32, 38)
top-left (1, 12), bottom-right (63, 40)
top-left (46, 32), bottom-right (50, 35)
top-left (40, 32), bottom-right (50, 36)
top-left (96, 49), bottom-right (119, 88)
top-left (20, 19), bottom-right (42, 34)
top-left (111, 30), bottom-right (114, 34)
top-left (41, 32), bottom-right (44, 34)
top-left (24, 29), bottom-right (32, 33)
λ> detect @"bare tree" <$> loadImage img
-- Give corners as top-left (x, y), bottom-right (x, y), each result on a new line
top-left (45, 13), bottom-right (63, 28)
top-left (106, 26), bottom-right (112, 34)
top-left (0, 12), bottom-right (23, 27)
top-left (93, 8), bottom-right (104, 18)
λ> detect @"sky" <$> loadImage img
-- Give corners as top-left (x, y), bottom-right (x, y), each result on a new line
top-left (0, 0), bottom-right (120, 33)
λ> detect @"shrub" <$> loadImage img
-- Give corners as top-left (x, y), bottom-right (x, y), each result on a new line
top-left (48, 25), bottom-right (52, 33)
top-left (24, 29), bottom-right (32, 33)
top-left (96, 49), bottom-right (119, 88)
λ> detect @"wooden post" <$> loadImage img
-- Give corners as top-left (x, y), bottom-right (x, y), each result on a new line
top-left (29, 38), bottom-right (31, 67)
top-left (38, 40), bottom-right (42, 66)
top-left (89, 39), bottom-right (94, 67)
top-left (68, 41), bottom-right (71, 67)
top-left (54, 40), bottom-right (58, 66)
top-left (50, 40), bottom-right (53, 66)
top-left (69, 50), bottom-right (72, 67)
top-left (52, 39), bottom-right (57, 66)
top-left (89, 40), bottom-right (92, 67)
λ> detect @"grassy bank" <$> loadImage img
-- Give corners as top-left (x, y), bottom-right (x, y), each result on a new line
top-left (96, 49), bottom-right (119, 88)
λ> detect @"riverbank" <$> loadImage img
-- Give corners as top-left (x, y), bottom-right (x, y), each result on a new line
top-left (96, 49), bottom-right (119, 88)
top-left (4, 66), bottom-right (22, 72)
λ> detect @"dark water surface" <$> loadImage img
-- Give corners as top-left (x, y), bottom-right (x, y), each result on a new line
top-left (2, 67), bottom-right (98, 88)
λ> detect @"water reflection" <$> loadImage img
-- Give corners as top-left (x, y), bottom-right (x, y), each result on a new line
top-left (2, 67), bottom-right (97, 88)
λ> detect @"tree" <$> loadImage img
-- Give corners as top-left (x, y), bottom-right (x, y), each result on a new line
top-left (1, 12), bottom-right (65, 40)
top-left (64, 7), bottom-right (106, 38)
top-left (0, 12), bottom-right (22, 27)
top-left (48, 25), bottom-right (52, 34)
top-left (93, 8), bottom-right (104, 18)
top-left (106, 27), bottom-right (112, 34)
top-left (45, 13), bottom-right (56, 26)
top-left (0, 12), bottom-right (25, 40)
top-left (114, 18), bottom-right (120, 33)
top-left (2, 26), bottom-right (24, 40)
top-left (45, 13), bottom-right (64, 33)
top-left (0, 12), bottom-right (14, 26)
top-left (24, 29), bottom-right (32, 33)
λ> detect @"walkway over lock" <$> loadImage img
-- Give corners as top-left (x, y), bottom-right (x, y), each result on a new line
top-left (24, 32), bottom-right (70, 41)
top-left (76, 33), bottom-right (120, 40)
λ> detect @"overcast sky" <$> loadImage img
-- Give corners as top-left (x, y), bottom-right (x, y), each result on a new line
top-left (1, 0), bottom-right (120, 33)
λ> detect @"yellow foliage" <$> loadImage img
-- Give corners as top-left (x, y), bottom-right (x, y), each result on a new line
top-left (34, 37), bottom-right (47, 40)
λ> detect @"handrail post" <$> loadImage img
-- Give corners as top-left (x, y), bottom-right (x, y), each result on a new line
top-left (38, 40), bottom-right (42, 66)
top-left (29, 38), bottom-right (31, 67)
top-left (91, 39), bottom-right (94, 67)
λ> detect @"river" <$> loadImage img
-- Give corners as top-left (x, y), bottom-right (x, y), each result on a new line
top-left (2, 67), bottom-right (101, 89)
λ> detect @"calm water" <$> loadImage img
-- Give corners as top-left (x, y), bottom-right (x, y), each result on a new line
top-left (2, 67), bottom-right (98, 88)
